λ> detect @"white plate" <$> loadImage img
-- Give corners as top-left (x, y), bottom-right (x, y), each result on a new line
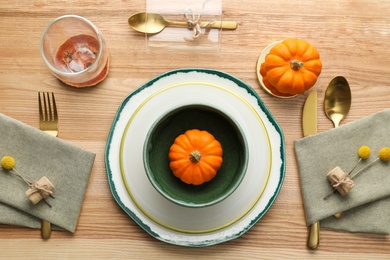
top-left (105, 68), bottom-right (285, 247)
top-left (121, 83), bottom-right (269, 232)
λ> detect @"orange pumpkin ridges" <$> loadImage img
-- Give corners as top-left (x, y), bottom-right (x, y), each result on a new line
top-left (168, 129), bottom-right (223, 185)
top-left (263, 38), bottom-right (322, 95)
top-left (260, 62), bottom-right (293, 97)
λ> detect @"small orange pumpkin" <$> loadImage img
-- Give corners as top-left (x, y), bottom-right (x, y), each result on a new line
top-left (260, 62), bottom-right (294, 97)
top-left (169, 129), bottom-right (223, 185)
top-left (263, 38), bottom-right (322, 95)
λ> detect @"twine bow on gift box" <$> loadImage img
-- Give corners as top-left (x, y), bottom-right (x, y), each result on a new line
top-left (326, 166), bottom-right (354, 196)
top-left (1, 156), bottom-right (54, 207)
top-left (25, 177), bottom-right (54, 206)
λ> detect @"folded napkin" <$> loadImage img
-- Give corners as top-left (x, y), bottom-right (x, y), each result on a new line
top-left (294, 109), bottom-right (390, 234)
top-left (0, 113), bottom-right (95, 233)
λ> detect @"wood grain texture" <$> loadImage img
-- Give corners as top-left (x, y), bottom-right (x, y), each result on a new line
top-left (1, 0), bottom-right (390, 258)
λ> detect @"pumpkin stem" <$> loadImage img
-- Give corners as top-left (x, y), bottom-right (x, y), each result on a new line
top-left (290, 59), bottom-right (304, 71)
top-left (189, 150), bottom-right (201, 163)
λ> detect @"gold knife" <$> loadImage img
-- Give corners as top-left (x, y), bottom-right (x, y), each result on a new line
top-left (302, 90), bottom-right (320, 250)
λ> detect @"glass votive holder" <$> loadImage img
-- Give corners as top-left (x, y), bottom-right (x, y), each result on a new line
top-left (40, 15), bottom-right (109, 88)
top-left (146, 0), bottom-right (222, 51)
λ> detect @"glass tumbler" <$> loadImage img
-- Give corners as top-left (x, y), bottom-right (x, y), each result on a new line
top-left (40, 15), bottom-right (109, 87)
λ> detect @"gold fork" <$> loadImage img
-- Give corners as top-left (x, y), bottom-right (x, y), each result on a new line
top-left (39, 92), bottom-right (58, 137)
top-left (38, 92), bottom-right (59, 239)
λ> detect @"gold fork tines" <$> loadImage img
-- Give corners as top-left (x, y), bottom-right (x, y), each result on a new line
top-left (38, 92), bottom-right (59, 240)
top-left (38, 92), bottom-right (58, 137)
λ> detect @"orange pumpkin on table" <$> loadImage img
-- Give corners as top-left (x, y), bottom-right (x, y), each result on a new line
top-left (260, 62), bottom-right (294, 97)
top-left (261, 38), bottom-right (322, 95)
top-left (168, 129), bottom-right (223, 185)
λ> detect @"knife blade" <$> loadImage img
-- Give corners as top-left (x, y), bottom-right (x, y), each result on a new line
top-left (302, 90), bottom-right (320, 250)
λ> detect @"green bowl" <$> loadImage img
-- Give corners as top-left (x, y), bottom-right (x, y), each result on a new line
top-left (143, 104), bottom-right (248, 208)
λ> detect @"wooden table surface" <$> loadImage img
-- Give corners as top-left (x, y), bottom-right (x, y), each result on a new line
top-left (1, 0), bottom-right (390, 259)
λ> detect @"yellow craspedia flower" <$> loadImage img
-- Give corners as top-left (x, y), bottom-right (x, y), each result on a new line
top-left (358, 146), bottom-right (371, 159)
top-left (1, 156), bottom-right (16, 170)
top-left (378, 147), bottom-right (390, 161)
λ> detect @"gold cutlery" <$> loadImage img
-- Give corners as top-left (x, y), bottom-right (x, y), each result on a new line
top-left (38, 92), bottom-right (58, 239)
top-left (302, 90), bottom-right (320, 250)
top-left (324, 76), bottom-right (351, 128)
top-left (39, 92), bottom-right (59, 137)
top-left (128, 12), bottom-right (238, 34)
top-left (324, 76), bottom-right (351, 218)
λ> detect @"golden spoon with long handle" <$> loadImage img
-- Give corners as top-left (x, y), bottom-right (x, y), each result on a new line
top-left (324, 76), bottom-right (351, 218)
top-left (128, 12), bottom-right (237, 34)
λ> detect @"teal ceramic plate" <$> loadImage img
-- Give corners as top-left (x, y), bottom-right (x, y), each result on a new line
top-left (105, 68), bottom-right (286, 247)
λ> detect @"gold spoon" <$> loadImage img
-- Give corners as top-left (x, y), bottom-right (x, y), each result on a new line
top-left (324, 76), bottom-right (351, 128)
top-left (128, 12), bottom-right (238, 34)
top-left (308, 76), bottom-right (351, 249)
top-left (324, 76), bottom-right (351, 218)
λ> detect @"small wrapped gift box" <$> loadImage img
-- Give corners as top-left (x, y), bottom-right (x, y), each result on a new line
top-left (326, 166), bottom-right (354, 196)
top-left (25, 176), bottom-right (54, 205)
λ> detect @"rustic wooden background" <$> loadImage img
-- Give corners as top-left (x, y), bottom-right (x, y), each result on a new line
top-left (1, 0), bottom-right (389, 258)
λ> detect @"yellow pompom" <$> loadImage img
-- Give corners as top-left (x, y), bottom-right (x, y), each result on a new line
top-left (378, 148), bottom-right (390, 161)
top-left (358, 146), bottom-right (371, 159)
top-left (1, 156), bottom-right (16, 170)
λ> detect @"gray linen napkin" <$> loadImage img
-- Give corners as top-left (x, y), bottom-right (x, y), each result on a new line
top-left (294, 109), bottom-right (390, 234)
top-left (0, 113), bottom-right (95, 233)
